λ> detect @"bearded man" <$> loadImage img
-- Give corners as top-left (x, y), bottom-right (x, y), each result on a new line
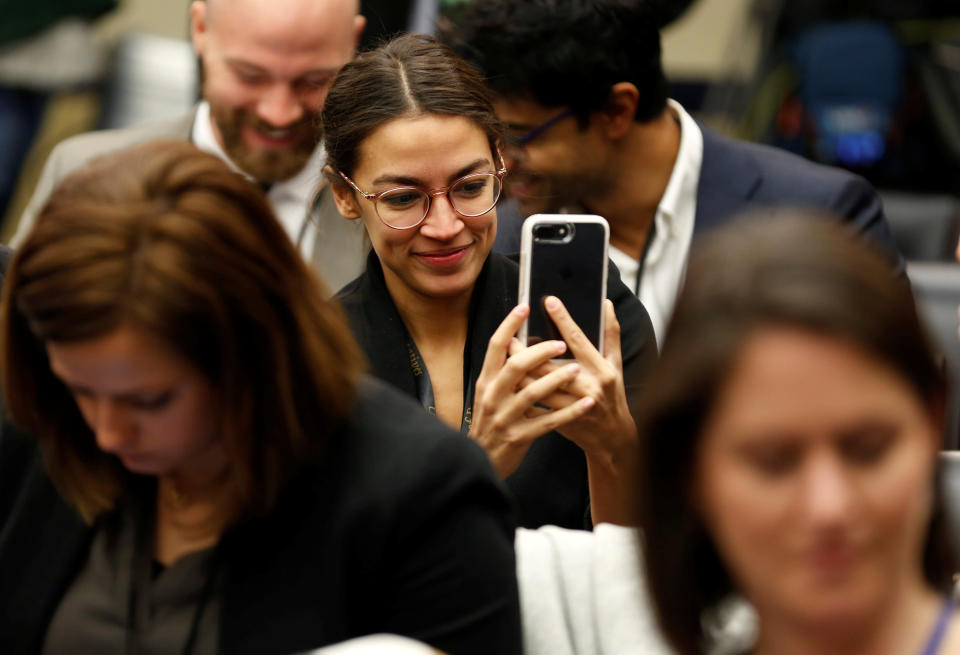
top-left (14, 0), bottom-right (367, 291)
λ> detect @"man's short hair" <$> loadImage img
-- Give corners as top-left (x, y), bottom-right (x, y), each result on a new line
top-left (446, 0), bottom-right (670, 125)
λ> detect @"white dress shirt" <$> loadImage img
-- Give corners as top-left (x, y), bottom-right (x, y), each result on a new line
top-left (608, 99), bottom-right (703, 348)
top-left (192, 101), bottom-right (368, 291)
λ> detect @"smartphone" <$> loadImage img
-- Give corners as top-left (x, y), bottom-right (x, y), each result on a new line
top-left (518, 214), bottom-right (609, 359)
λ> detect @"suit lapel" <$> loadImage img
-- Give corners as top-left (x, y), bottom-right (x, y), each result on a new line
top-left (694, 124), bottom-right (764, 235)
top-left (344, 252), bottom-right (420, 398)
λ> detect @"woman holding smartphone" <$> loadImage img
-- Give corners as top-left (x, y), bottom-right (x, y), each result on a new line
top-left (0, 140), bottom-right (521, 655)
top-left (327, 34), bottom-right (657, 529)
top-left (639, 216), bottom-right (959, 655)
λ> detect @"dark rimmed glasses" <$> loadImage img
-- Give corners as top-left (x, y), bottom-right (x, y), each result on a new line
top-left (338, 155), bottom-right (508, 230)
top-left (504, 108), bottom-right (574, 148)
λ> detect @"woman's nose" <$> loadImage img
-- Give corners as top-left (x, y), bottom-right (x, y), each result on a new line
top-left (419, 192), bottom-right (465, 241)
top-left (800, 452), bottom-right (856, 528)
top-left (90, 400), bottom-right (137, 454)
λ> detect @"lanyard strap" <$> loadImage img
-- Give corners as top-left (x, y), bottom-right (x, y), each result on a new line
top-left (633, 218), bottom-right (658, 297)
top-left (918, 595), bottom-right (957, 655)
top-left (406, 338), bottom-right (475, 433)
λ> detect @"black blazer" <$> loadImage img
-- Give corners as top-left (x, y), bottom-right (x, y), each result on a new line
top-left (337, 251), bottom-right (658, 530)
top-left (0, 379), bottom-right (522, 655)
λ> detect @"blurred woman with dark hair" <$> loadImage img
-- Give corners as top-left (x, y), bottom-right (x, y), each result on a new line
top-left (0, 140), bottom-right (521, 655)
top-left (325, 33), bottom-right (658, 530)
top-left (639, 216), bottom-right (958, 655)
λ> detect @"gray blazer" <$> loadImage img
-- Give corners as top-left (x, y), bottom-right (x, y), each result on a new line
top-left (11, 111), bottom-right (368, 292)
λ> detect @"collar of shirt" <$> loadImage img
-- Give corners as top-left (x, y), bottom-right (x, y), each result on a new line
top-left (648, 99), bottom-right (703, 258)
top-left (190, 100), bottom-right (327, 244)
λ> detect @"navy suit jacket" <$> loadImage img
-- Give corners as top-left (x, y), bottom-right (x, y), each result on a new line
top-left (493, 125), bottom-right (904, 273)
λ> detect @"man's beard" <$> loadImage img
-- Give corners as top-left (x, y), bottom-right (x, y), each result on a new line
top-left (211, 104), bottom-right (322, 184)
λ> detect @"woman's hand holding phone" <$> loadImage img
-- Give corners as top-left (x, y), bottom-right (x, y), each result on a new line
top-left (513, 296), bottom-right (640, 526)
top-left (469, 303), bottom-right (596, 479)
top-left (522, 298), bottom-right (635, 445)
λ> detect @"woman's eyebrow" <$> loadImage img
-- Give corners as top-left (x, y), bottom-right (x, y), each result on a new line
top-left (371, 158), bottom-right (491, 187)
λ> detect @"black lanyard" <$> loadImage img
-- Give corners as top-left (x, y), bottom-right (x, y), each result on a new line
top-left (406, 338), bottom-right (475, 433)
top-left (125, 506), bottom-right (220, 655)
top-left (633, 218), bottom-right (658, 296)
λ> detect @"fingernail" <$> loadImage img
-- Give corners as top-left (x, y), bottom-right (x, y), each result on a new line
top-left (555, 341), bottom-right (566, 354)
top-left (513, 304), bottom-right (528, 316)
top-left (545, 296), bottom-right (560, 310)
top-left (566, 363), bottom-right (579, 375)
top-left (582, 397), bottom-right (596, 409)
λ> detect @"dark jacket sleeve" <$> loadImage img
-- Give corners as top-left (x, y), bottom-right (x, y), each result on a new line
top-left (376, 433), bottom-right (522, 655)
top-left (338, 382), bottom-right (522, 655)
top-left (219, 379), bottom-right (522, 655)
top-left (827, 173), bottom-right (905, 275)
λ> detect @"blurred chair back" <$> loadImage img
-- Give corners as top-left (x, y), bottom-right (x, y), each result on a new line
top-left (908, 262), bottom-right (960, 448)
top-left (792, 20), bottom-right (903, 168)
top-left (97, 33), bottom-right (197, 130)
top-left (939, 452), bottom-right (960, 559)
top-left (917, 37), bottom-right (960, 176)
top-left (882, 192), bottom-right (960, 262)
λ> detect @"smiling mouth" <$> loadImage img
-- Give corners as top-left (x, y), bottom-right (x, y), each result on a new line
top-left (245, 121), bottom-right (311, 147)
top-left (248, 127), bottom-right (300, 146)
top-left (414, 244), bottom-right (472, 266)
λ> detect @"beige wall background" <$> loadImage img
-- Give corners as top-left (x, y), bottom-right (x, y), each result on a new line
top-left (97, 0), bottom-right (192, 43)
top-left (93, 0), bottom-right (760, 81)
top-left (662, 0), bottom-right (760, 81)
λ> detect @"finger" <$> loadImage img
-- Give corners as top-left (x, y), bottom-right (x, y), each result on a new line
top-left (516, 369), bottom-right (582, 403)
top-left (485, 339), bottom-right (568, 402)
top-left (525, 406), bottom-right (550, 419)
top-left (601, 299), bottom-right (623, 371)
top-left (500, 361), bottom-right (581, 419)
top-left (543, 295), bottom-right (606, 369)
top-left (523, 357), bottom-right (563, 381)
top-left (480, 304), bottom-right (529, 379)
top-left (523, 395), bottom-right (596, 438)
top-left (515, 357), bottom-right (573, 391)
top-left (532, 388), bottom-right (583, 410)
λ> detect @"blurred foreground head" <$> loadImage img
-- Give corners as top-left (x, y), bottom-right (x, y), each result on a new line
top-left (638, 215), bottom-right (953, 655)
top-left (1, 140), bottom-right (364, 522)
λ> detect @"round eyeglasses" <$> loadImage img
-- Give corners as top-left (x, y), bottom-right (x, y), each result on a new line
top-left (337, 165), bottom-right (508, 230)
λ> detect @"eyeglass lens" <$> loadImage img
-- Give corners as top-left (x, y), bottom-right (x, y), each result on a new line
top-left (376, 173), bottom-right (501, 228)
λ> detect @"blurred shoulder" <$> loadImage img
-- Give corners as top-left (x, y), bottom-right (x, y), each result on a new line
top-left (701, 126), bottom-right (869, 200)
top-left (45, 113), bottom-right (196, 178)
top-left (337, 377), bottom-right (505, 495)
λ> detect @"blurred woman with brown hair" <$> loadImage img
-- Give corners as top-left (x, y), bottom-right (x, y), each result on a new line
top-left (639, 216), bottom-right (958, 655)
top-left (0, 140), bottom-right (520, 655)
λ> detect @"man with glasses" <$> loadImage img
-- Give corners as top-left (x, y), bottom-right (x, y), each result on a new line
top-left (13, 0), bottom-right (368, 292)
top-left (448, 0), bottom-right (903, 346)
